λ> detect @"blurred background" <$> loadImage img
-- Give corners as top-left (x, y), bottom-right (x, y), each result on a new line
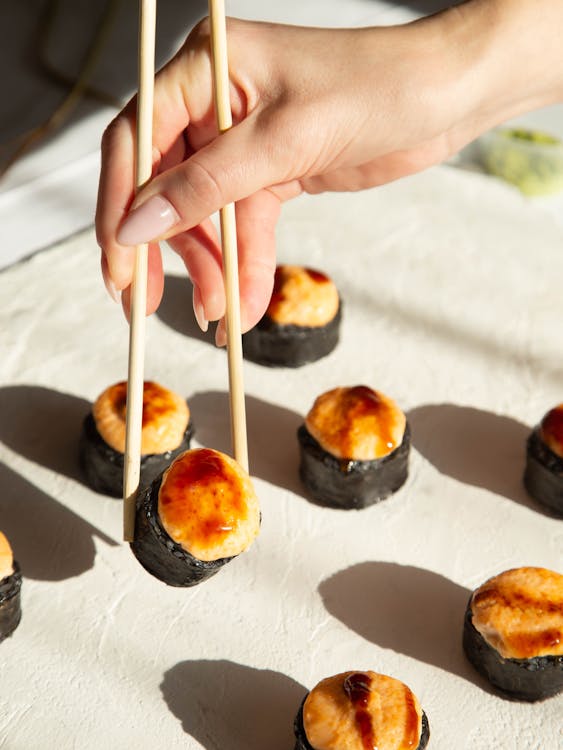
top-left (2, 0), bottom-right (562, 268)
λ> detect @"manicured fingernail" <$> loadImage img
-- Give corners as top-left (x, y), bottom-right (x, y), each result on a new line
top-left (117, 195), bottom-right (179, 246)
top-left (101, 253), bottom-right (122, 303)
top-left (215, 318), bottom-right (227, 347)
top-left (192, 285), bottom-right (208, 333)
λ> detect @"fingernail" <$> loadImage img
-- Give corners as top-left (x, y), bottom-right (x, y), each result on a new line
top-left (101, 253), bottom-right (122, 303)
top-left (117, 195), bottom-right (179, 246)
top-left (215, 318), bottom-right (227, 347)
top-left (192, 285), bottom-right (208, 333)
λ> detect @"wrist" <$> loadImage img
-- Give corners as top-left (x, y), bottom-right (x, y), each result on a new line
top-left (432, 0), bottom-right (563, 137)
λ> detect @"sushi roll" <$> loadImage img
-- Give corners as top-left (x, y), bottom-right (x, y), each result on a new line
top-left (523, 404), bottom-right (563, 517)
top-left (298, 385), bottom-right (410, 509)
top-left (463, 567), bottom-right (563, 701)
top-left (79, 381), bottom-right (194, 497)
top-left (0, 532), bottom-right (22, 642)
top-left (294, 670), bottom-right (430, 750)
top-left (130, 447), bottom-right (260, 586)
top-left (242, 264), bottom-right (342, 367)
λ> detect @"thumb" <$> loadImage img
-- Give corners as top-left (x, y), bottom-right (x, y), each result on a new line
top-left (116, 118), bottom-right (281, 247)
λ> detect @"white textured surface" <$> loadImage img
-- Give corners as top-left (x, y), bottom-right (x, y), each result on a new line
top-left (0, 165), bottom-right (562, 749)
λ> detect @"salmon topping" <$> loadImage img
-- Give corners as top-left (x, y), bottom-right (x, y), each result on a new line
top-left (303, 670), bottom-right (422, 750)
top-left (471, 567), bottom-right (563, 659)
top-left (305, 386), bottom-right (406, 460)
top-left (92, 381), bottom-right (189, 455)
top-left (158, 448), bottom-right (260, 561)
top-left (539, 404), bottom-right (563, 459)
top-left (0, 531), bottom-right (14, 580)
top-left (266, 265), bottom-right (339, 327)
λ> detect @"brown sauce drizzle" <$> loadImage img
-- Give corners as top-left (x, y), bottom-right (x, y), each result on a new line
top-left (473, 580), bottom-right (563, 658)
top-left (540, 404), bottom-right (563, 452)
top-left (108, 381), bottom-right (179, 427)
top-left (402, 685), bottom-right (420, 748)
top-left (305, 268), bottom-right (329, 284)
top-left (338, 386), bottom-right (396, 457)
top-left (159, 449), bottom-right (245, 547)
top-left (343, 672), bottom-right (375, 750)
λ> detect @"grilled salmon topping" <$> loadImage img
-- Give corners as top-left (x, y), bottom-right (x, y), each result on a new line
top-left (0, 531), bottom-right (14, 580)
top-left (266, 265), bottom-right (339, 327)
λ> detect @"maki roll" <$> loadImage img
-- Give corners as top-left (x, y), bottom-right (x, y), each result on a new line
top-left (79, 381), bottom-right (193, 497)
top-left (294, 670), bottom-right (430, 750)
top-left (463, 567), bottom-right (563, 701)
top-left (242, 264), bottom-right (342, 367)
top-left (298, 385), bottom-right (410, 509)
top-left (0, 532), bottom-right (22, 642)
top-left (130, 447), bottom-right (260, 586)
top-left (523, 404), bottom-right (563, 517)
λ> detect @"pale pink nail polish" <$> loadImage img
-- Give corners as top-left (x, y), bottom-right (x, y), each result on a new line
top-left (215, 319), bottom-right (227, 347)
top-left (192, 285), bottom-right (208, 333)
top-left (117, 195), bottom-right (179, 246)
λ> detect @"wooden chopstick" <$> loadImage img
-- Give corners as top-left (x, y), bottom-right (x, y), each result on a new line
top-left (208, 0), bottom-right (249, 473)
top-left (123, 0), bottom-right (157, 542)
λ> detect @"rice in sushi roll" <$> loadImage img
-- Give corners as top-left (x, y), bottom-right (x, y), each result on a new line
top-left (294, 670), bottom-right (430, 750)
top-left (523, 404), bottom-right (563, 517)
top-left (130, 447), bottom-right (260, 586)
top-left (298, 385), bottom-right (410, 509)
top-left (0, 532), bottom-right (22, 643)
top-left (242, 264), bottom-right (342, 367)
top-left (463, 567), bottom-right (563, 701)
top-left (79, 381), bottom-right (193, 497)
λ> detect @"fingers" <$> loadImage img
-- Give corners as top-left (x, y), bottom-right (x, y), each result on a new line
top-left (166, 218), bottom-right (225, 328)
top-left (115, 116), bottom-right (281, 248)
top-left (215, 189), bottom-right (280, 346)
top-left (120, 242), bottom-right (164, 320)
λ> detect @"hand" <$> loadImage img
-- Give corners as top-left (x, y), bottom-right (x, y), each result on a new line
top-left (96, 4), bottom-right (563, 343)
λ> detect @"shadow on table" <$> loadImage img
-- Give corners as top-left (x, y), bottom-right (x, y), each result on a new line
top-left (0, 462), bottom-right (115, 581)
top-left (319, 561), bottom-right (491, 691)
top-left (0, 384), bottom-right (90, 484)
top-left (407, 403), bottom-right (547, 514)
top-left (161, 659), bottom-right (306, 750)
top-left (157, 274), bottom-right (217, 344)
top-left (189, 390), bottom-right (304, 496)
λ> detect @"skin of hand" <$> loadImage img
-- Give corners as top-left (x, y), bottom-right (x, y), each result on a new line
top-left (96, 0), bottom-right (563, 344)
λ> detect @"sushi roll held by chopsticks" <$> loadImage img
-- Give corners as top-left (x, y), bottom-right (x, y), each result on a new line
top-left (130, 447), bottom-right (260, 586)
top-left (298, 385), bottom-right (410, 509)
top-left (294, 670), bottom-right (430, 750)
top-left (0, 532), bottom-right (22, 643)
top-left (80, 381), bottom-right (194, 498)
top-left (463, 567), bottom-right (563, 701)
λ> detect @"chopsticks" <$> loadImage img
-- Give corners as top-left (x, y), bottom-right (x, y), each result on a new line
top-left (208, 0), bottom-right (249, 474)
top-left (123, 0), bottom-right (249, 541)
top-left (123, 0), bottom-right (156, 542)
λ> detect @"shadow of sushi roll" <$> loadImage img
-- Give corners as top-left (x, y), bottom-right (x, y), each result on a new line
top-left (463, 568), bottom-right (563, 702)
top-left (523, 406), bottom-right (563, 517)
top-left (297, 386), bottom-right (410, 509)
top-left (242, 265), bottom-right (342, 368)
top-left (130, 448), bottom-right (260, 587)
top-left (293, 671), bottom-right (430, 750)
top-left (79, 381), bottom-right (194, 498)
top-left (0, 561), bottom-right (22, 643)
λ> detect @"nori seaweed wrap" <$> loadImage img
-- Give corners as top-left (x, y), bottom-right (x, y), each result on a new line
top-left (463, 567), bottom-right (563, 702)
top-left (242, 265), bottom-right (342, 368)
top-left (130, 448), bottom-right (260, 587)
top-left (523, 405), bottom-right (563, 517)
top-left (293, 671), bottom-right (430, 750)
top-left (298, 386), bottom-right (410, 509)
top-left (79, 381), bottom-right (193, 498)
top-left (0, 532), bottom-right (22, 643)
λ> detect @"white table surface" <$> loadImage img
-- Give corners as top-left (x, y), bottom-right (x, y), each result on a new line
top-left (0, 162), bottom-right (561, 749)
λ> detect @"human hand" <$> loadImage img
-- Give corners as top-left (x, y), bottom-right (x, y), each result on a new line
top-left (96, 4), bottom-right (563, 343)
